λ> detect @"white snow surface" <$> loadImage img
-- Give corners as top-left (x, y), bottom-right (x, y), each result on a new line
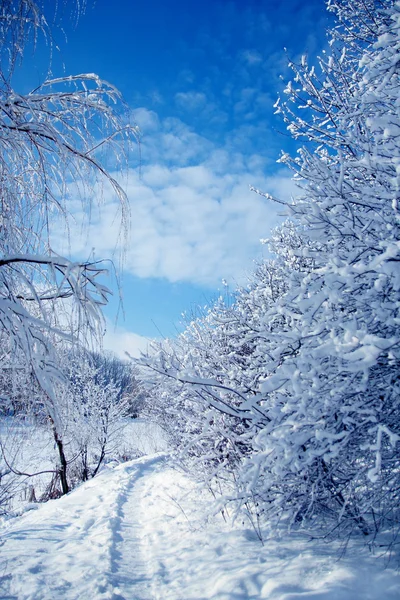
top-left (0, 453), bottom-right (399, 600)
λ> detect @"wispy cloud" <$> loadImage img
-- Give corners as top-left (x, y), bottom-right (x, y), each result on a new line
top-left (175, 91), bottom-right (208, 111)
top-left (240, 49), bottom-right (263, 66)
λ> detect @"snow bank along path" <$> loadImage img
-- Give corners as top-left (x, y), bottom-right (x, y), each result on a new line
top-left (1, 454), bottom-right (399, 599)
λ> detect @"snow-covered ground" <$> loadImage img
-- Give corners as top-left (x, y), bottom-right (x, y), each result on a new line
top-left (0, 452), bottom-right (399, 600)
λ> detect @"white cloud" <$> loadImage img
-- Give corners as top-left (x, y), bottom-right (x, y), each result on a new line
top-left (52, 108), bottom-right (299, 288)
top-left (132, 107), bottom-right (160, 132)
top-left (103, 318), bottom-right (153, 359)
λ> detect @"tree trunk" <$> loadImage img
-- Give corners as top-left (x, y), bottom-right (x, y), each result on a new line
top-left (49, 416), bottom-right (69, 495)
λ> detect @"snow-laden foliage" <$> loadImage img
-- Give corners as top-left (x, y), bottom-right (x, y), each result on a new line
top-left (142, 0), bottom-right (400, 542)
top-left (0, 1), bottom-right (136, 493)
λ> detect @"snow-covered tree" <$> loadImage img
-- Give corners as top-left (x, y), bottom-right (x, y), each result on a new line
top-left (0, 0), bottom-right (136, 493)
top-left (143, 0), bottom-right (400, 542)
top-left (89, 351), bottom-right (146, 416)
top-left (56, 349), bottom-right (129, 485)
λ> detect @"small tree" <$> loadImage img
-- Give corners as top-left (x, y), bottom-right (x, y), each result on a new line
top-left (56, 349), bottom-right (129, 484)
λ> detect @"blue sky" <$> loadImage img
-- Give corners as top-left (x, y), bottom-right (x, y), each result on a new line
top-left (23, 0), bottom-right (330, 356)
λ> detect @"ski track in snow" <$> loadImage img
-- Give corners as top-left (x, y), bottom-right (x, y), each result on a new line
top-left (0, 453), bottom-right (399, 600)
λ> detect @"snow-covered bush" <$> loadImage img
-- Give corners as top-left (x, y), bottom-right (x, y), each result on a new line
top-left (249, 0), bottom-right (400, 537)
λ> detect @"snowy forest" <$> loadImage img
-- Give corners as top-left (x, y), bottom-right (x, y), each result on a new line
top-left (1, 0), bottom-right (400, 598)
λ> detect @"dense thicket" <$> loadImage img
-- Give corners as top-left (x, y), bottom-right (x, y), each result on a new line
top-left (143, 0), bottom-right (400, 543)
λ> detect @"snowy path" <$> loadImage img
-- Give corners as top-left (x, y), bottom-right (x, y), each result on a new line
top-left (1, 454), bottom-right (399, 600)
top-left (0, 455), bottom-right (165, 600)
top-left (108, 459), bottom-right (158, 600)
